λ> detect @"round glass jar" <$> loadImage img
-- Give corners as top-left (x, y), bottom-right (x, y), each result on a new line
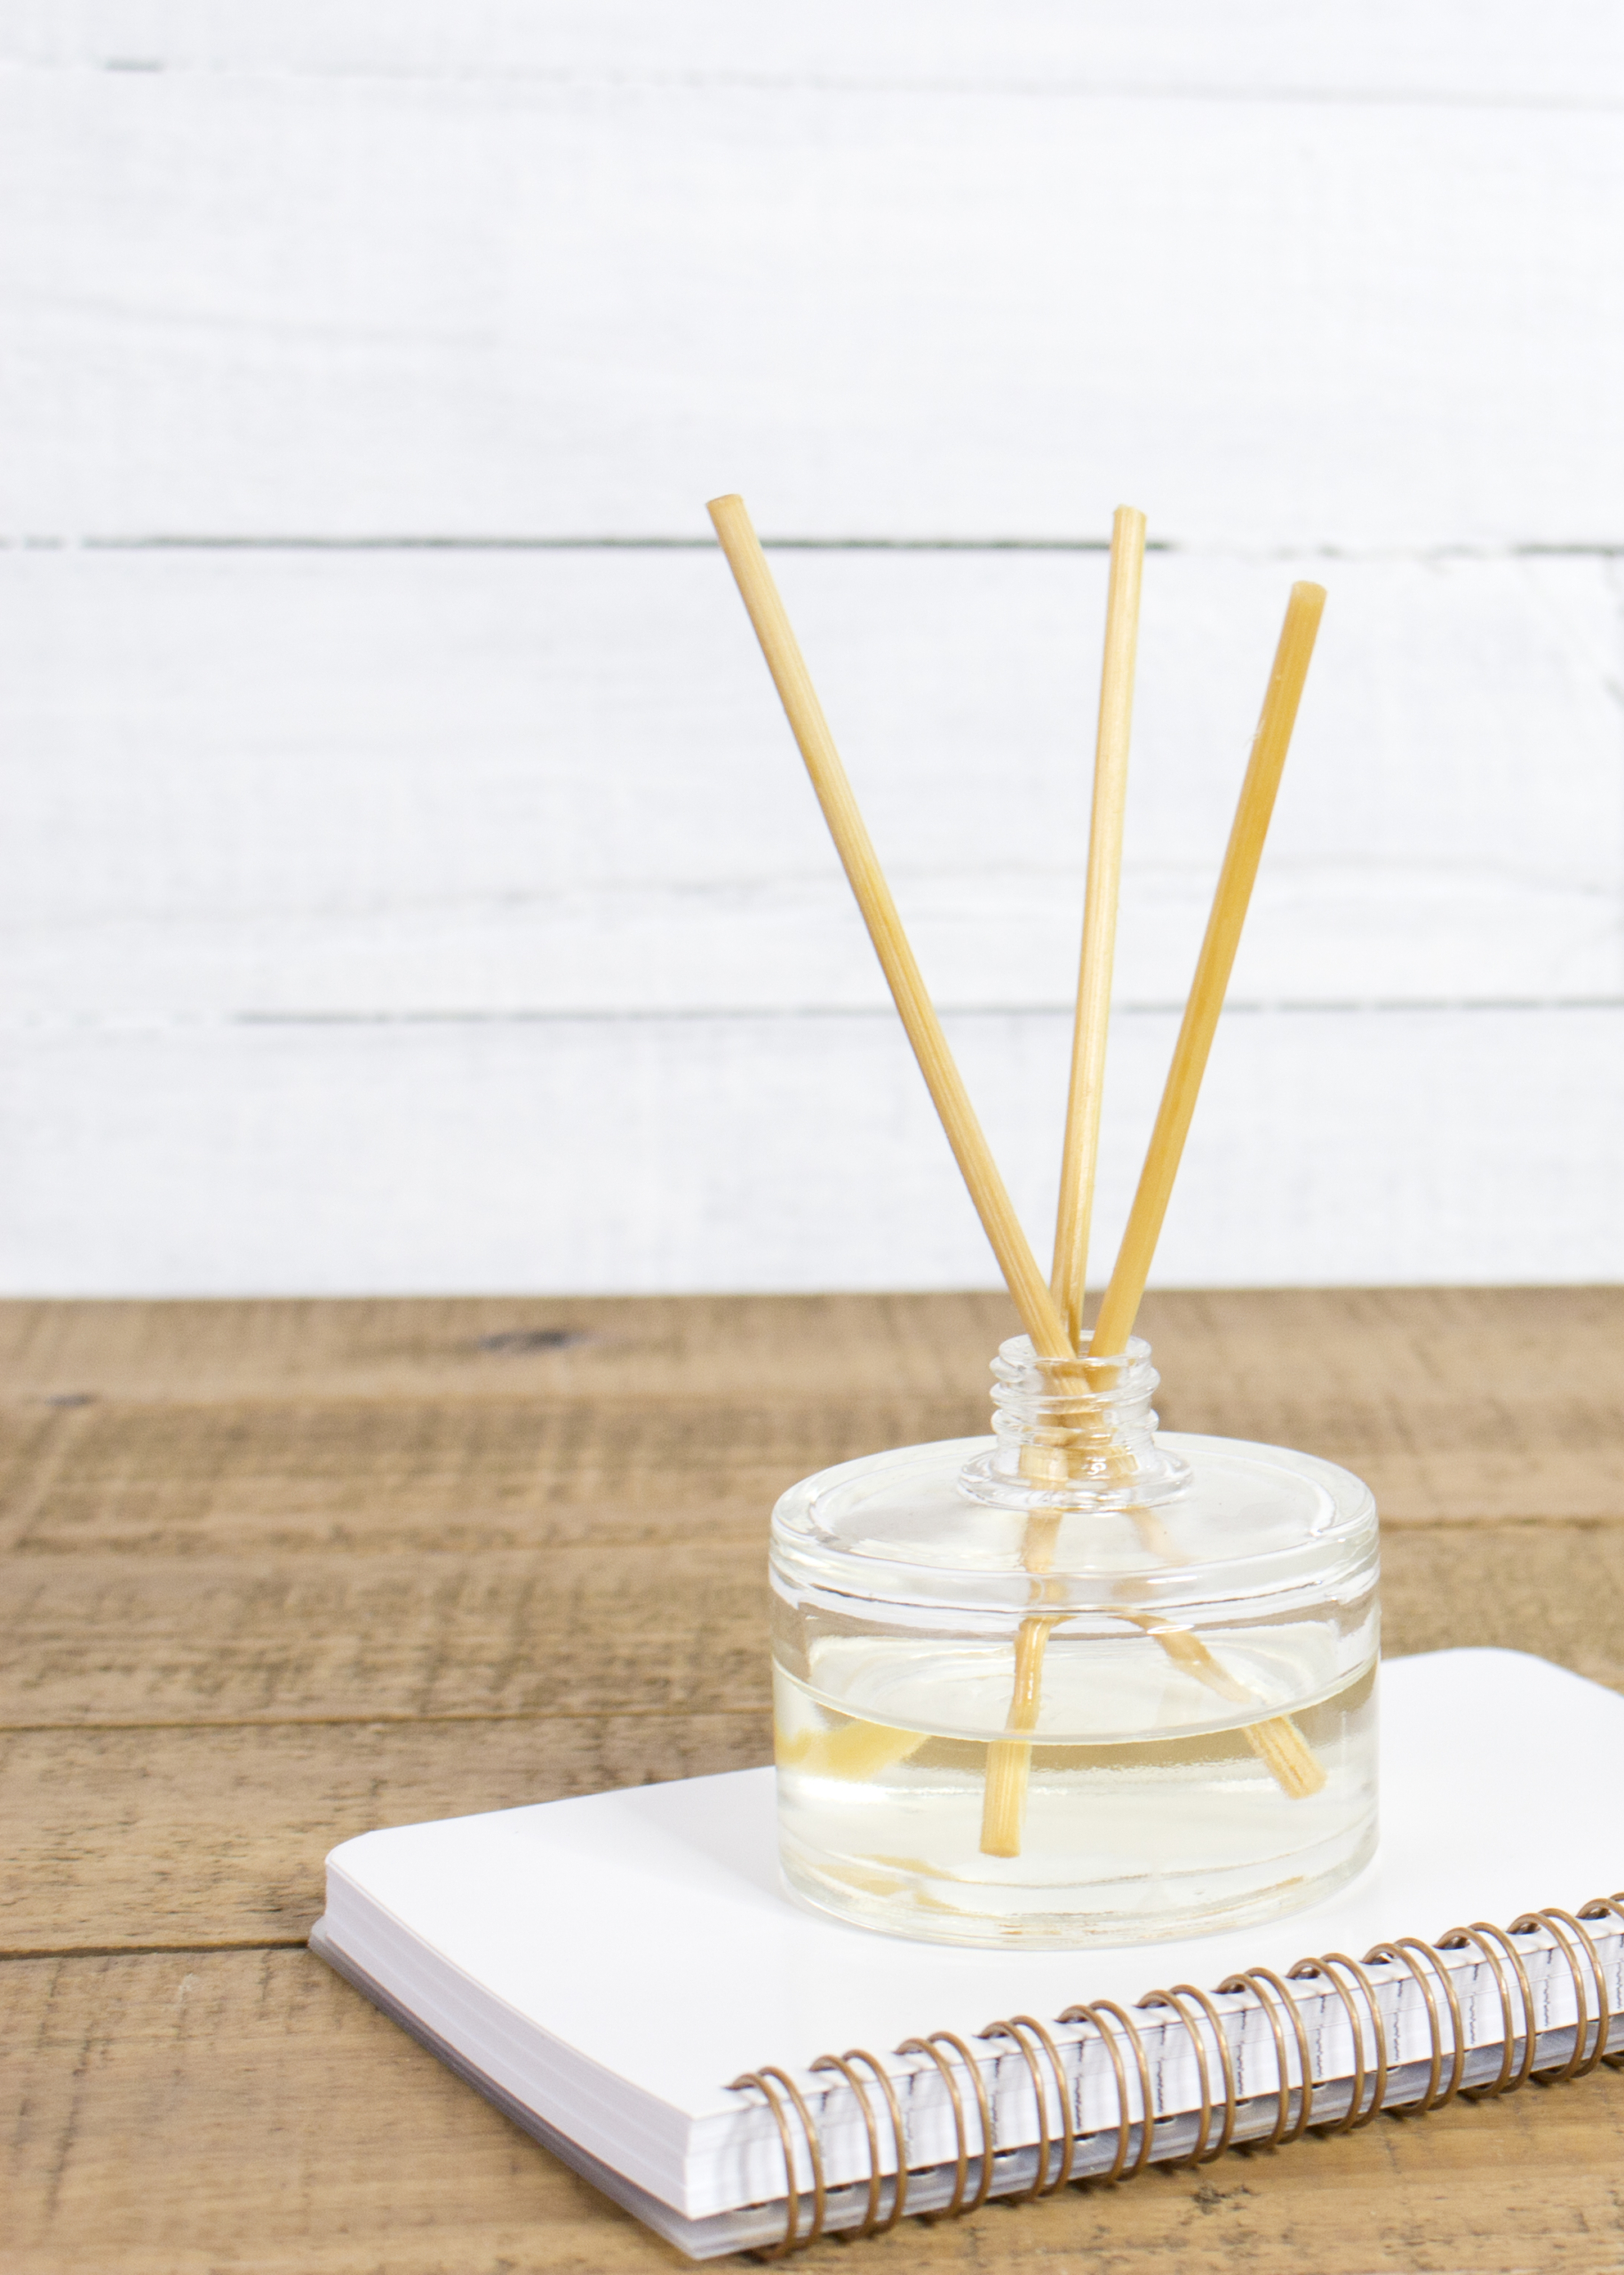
top-left (771, 1334), bottom-right (1379, 1947)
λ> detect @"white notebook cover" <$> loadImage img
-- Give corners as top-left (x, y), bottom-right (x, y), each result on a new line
top-left (313, 1648), bottom-right (1624, 2244)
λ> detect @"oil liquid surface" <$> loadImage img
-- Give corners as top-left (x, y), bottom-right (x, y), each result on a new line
top-left (775, 1641), bottom-right (1377, 1946)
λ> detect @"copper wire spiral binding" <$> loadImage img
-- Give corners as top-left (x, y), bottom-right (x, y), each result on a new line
top-left (728, 2065), bottom-right (826, 2257)
top-left (807, 2050), bottom-right (907, 2238)
top-left (1438, 1920), bottom-right (1538, 2096)
top-left (1579, 1896), bottom-right (1624, 2068)
top-left (1217, 1968), bottom-right (1312, 2146)
top-left (892, 2033), bottom-right (992, 2217)
top-left (1287, 1951), bottom-right (1389, 2131)
top-left (1362, 1938), bottom-right (1465, 2113)
top-left (1055, 1999), bottom-right (1156, 2180)
top-left (1135, 1984), bottom-right (1238, 2164)
top-left (729, 1891), bottom-right (1624, 2257)
top-left (1514, 1908), bottom-right (1611, 2081)
top-left (977, 2015), bottom-right (1076, 2195)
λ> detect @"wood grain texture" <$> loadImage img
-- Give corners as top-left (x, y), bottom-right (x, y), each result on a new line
top-left (6, 1291), bottom-right (1624, 2270)
top-left (3, 1281), bottom-right (1620, 1404)
top-left (3, 1290), bottom-right (1622, 1548)
top-left (4, 550), bottom-right (1617, 1020)
top-left (0, 1716), bottom-right (774, 1953)
top-left (3, 547), bottom-right (1619, 1293)
top-left (5, 1002), bottom-right (1624, 1297)
top-left (5, 1949), bottom-right (1624, 2274)
top-left (12, 2), bottom-right (1624, 100)
top-left (0, 1289), bottom-right (1019, 1401)
top-left (5, 13), bottom-right (1624, 1297)
top-left (4, 60), bottom-right (1623, 543)
top-left (1, 1520), bottom-right (1616, 1956)
top-left (0, 1398), bottom-right (967, 1553)
top-left (0, 1548), bottom-right (772, 1727)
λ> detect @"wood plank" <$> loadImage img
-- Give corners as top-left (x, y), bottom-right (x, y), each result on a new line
top-left (12, 2), bottom-right (1624, 103)
top-left (4, 76), bottom-right (1622, 544)
top-left (7, 1494), bottom-right (1624, 1951)
top-left (5, 1947), bottom-right (1624, 2273)
top-left (3, 1290), bottom-right (1622, 1552)
top-left (2, 1374), bottom-right (1620, 1553)
top-left (1379, 1522), bottom-right (1624, 1683)
top-left (0, 1282), bottom-right (1615, 1420)
top-left (0, 1548), bottom-right (772, 1727)
top-left (4, 551), bottom-right (1618, 1018)
top-left (4, 540), bottom-right (1620, 1296)
top-left (0, 1715), bottom-right (773, 1953)
top-left (0, 1289), bottom-right (1018, 1402)
top-left (0, 1397), bottom-right (983, 1554)
top-left (4, 1289), bottom-right (1624, 2269)
top-left (4, 1515), bottom-right (1623, 1733)
top-left (1147, 1286), bottom-right (1624, 1522)
top-left (3, 1002), bottom-right (1621, 1295)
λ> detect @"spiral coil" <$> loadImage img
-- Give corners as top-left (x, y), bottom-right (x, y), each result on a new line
top-left (729, 1888), bottom-right (1624, 2256)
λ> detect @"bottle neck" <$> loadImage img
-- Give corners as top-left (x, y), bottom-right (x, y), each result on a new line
top-left (958, 1332), bottom-right (1191, 1513)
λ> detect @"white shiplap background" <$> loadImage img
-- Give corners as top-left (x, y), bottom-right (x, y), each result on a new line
top-left (2, 4), bottom-right (1621, 1294)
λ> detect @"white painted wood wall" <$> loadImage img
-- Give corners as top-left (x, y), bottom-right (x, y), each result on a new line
top-left (3, 4), bottom-right (1621, 1295)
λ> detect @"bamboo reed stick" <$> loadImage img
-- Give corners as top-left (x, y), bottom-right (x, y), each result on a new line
top-left (1050, 506), bottom-right (1144, 1348)
top-left (711, 493), bottom-right (1080, 1802)
top-left (981, 512), bottom-right (1143, 1858)
top-left (708, 494), bottom-right (1072, 1363)
top-left (978, 580), bottom-right (1330, 1857)
top-left (1089, 581), bottom-right (1326, 1359)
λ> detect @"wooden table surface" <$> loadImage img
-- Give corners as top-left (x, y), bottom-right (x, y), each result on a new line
top-left (7, 1286), bottom-right (1624, 2274)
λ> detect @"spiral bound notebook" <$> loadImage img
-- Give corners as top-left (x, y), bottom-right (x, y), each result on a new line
top-left (311, 1649), bottom-right (1624, 2260)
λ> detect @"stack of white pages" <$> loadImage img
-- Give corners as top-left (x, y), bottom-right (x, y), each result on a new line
top-left (312, 1650), bottom-right (1624, 2258)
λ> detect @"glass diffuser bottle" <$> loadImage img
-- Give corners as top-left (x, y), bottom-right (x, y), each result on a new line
top-left (772, 1334), bottom-right (1379, 1947)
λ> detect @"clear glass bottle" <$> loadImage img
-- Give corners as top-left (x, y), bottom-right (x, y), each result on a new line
top-left (771, 1334), bottom-right (1379, 1947)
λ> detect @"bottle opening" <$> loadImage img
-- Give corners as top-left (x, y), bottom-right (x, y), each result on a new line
top-left (958, 1333), bottom-right (1193, 1513)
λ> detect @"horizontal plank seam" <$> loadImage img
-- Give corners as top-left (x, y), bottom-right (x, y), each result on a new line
top-left (0, 1388), bottom-right (983, 1402)
top-left (22, 61), bottom-right (1624, 119)
top-left (0, 1520), bottom-right (782, 1537)
top-left (0, 1940), bottom-right (308, 1961)
top-left (0, 1707), bottom-right (773, 1733)
top-left (6, 1516), bottom-right (1621, 1530)
top-left (0, 1539), bottom-right (784, 1553)
top-left (231, 999), bottom-right (1624, 1024)
top-left (10, 534), bottom-right (1624, 557)
top-left (18, 533), bottom-right (1151, 555)
top-left (7, 1002), bottom-right (1624, 1041)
